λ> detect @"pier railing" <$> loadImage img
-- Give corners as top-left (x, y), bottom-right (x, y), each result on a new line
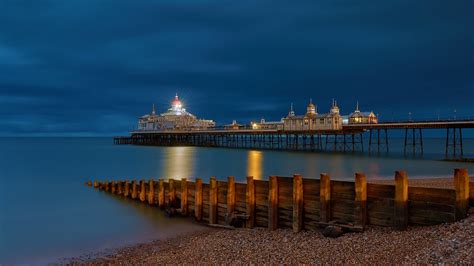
top-left (88, 169), bottom-right (473, 232)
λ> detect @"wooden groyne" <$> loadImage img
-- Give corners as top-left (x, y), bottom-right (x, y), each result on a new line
top-left (88, 169), bottom-right (473, 231)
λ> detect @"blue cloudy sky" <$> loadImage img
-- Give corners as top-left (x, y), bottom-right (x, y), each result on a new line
top-left (0, 0), bottom-right (473, 136)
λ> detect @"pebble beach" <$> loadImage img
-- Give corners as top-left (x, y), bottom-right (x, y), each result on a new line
top-left (67, 178), bottom-right (473, 265)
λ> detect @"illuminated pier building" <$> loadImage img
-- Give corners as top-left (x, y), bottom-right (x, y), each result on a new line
top-left (283, 99), bottom-right (343, 131)
top-left (349, 102), bottom-right (378, 124)
top-left (138, 94), bottom-right (215, 131)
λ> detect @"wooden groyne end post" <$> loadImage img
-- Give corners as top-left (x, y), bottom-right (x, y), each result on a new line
top-left (454, 168), bottom-right (469, 220)
top-left (355, 172), bottom-right (367, 228)
top-left (320, 173), bottom-right (331, 223)
top-left (246, 176), bottom-right (255, 228)
top-left (181, 178), bottom-right (188, 215)
top-left (268, 175), bottom-right (278, 230)
top-left (394, 171), bottom-right (408, 230)
top-left (195, 178), bottom-right (203, 221)
top-left (293, 174), bottom-right (303, 233)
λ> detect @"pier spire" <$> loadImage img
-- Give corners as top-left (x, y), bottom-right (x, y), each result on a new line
top-left (152, 104), bottom-right (156, 115)
top-left (288, 103), bottom-right (295, 117)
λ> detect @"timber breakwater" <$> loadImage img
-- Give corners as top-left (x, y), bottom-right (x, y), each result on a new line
top-left (87, 169), bottom-right (473, 231)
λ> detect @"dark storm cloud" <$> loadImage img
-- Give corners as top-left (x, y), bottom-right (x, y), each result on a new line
top-left (0, 0), bottom-right (473, 136)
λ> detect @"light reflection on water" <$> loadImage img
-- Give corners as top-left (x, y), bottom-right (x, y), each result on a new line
top-left (247, 150), bottom-right (263, 179)
top-left (0, 137), bottom-right (473, 264)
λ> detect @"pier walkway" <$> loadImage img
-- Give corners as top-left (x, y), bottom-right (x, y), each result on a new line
top-left (114, 119), bottom-right (474, 159)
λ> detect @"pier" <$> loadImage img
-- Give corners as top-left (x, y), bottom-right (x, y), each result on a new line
top-left (88, 169), bottom-right (473, 231)
top-left (114, 119), bottom-right (474, 159)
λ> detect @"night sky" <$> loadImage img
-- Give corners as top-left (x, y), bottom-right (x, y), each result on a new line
top-left (1, 0), bottom-right (473, 136)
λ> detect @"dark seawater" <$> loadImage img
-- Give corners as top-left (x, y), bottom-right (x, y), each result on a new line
top-left (0, 137), bottom-right (473, 264)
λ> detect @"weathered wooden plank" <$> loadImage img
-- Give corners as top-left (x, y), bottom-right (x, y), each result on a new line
top-left (367, 183), bottom-right (395, 198)
top-left (409, 187), bottom-right (456, 204)
top-left (408, 200), bottom-right (455, 213)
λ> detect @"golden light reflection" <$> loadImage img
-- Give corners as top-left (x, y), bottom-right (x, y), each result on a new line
top-left (247, 150), bottom-right (263, 180)
top-left (162, 147), bottom-right (196, 180)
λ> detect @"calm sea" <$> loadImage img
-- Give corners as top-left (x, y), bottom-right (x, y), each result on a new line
top-left (1, 137), bottom-right (473, 264)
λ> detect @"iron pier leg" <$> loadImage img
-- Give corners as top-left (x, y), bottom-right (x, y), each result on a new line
top-left (404, 128), bottom-right (408, 155)
top-left (460, 128), bottom-right (463, 158)
top-left (419, 129), bottom-right (424, 155)
top-left (377, 129), bottom-right (381, 153)
top-left (369, 129), bottom-right (373, 153)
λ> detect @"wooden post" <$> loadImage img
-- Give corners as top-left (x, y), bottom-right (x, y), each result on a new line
top-left (93, 180), bottom-right (99, 188)
top-left (169, 179), bottom-right (176, 206)
top-left (158, 179), bottom-right (165, 208)
top-left (293, 174), bottom-right (303, 232)
top-left (181, 178), bottom-right (188, 216)
top-left (354, 173), bottom-right (367, 228)
top-left (195, 178), bottom-right (203, 221)
top-left (320, 173), bottom-right (331, 223)
top-left (394, 171), bottom-right (408, 230)
top-left (124, 181), bottom-right (130, 197)
top-left (139, 180), bottom-right (146, 202)
top-left (268, 175), bottom-right (278, 230)
top-left (246, 176), bottom-right (255, 228)
top-left (117, 181), bottom-right (123, 195)
top-left (131, 180), bottom-right (137, 199)
top-left (209, 177), bottom-right (218, 224)
top-left (227, 176), bottom-right (235, 217)
top-left (454, 168), bottom-right (469, 220)
top-left (148, 179), bottom-right (154, 205)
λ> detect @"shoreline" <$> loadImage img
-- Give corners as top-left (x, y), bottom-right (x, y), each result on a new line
top-left (66, 178), bottom-right (473, 264)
